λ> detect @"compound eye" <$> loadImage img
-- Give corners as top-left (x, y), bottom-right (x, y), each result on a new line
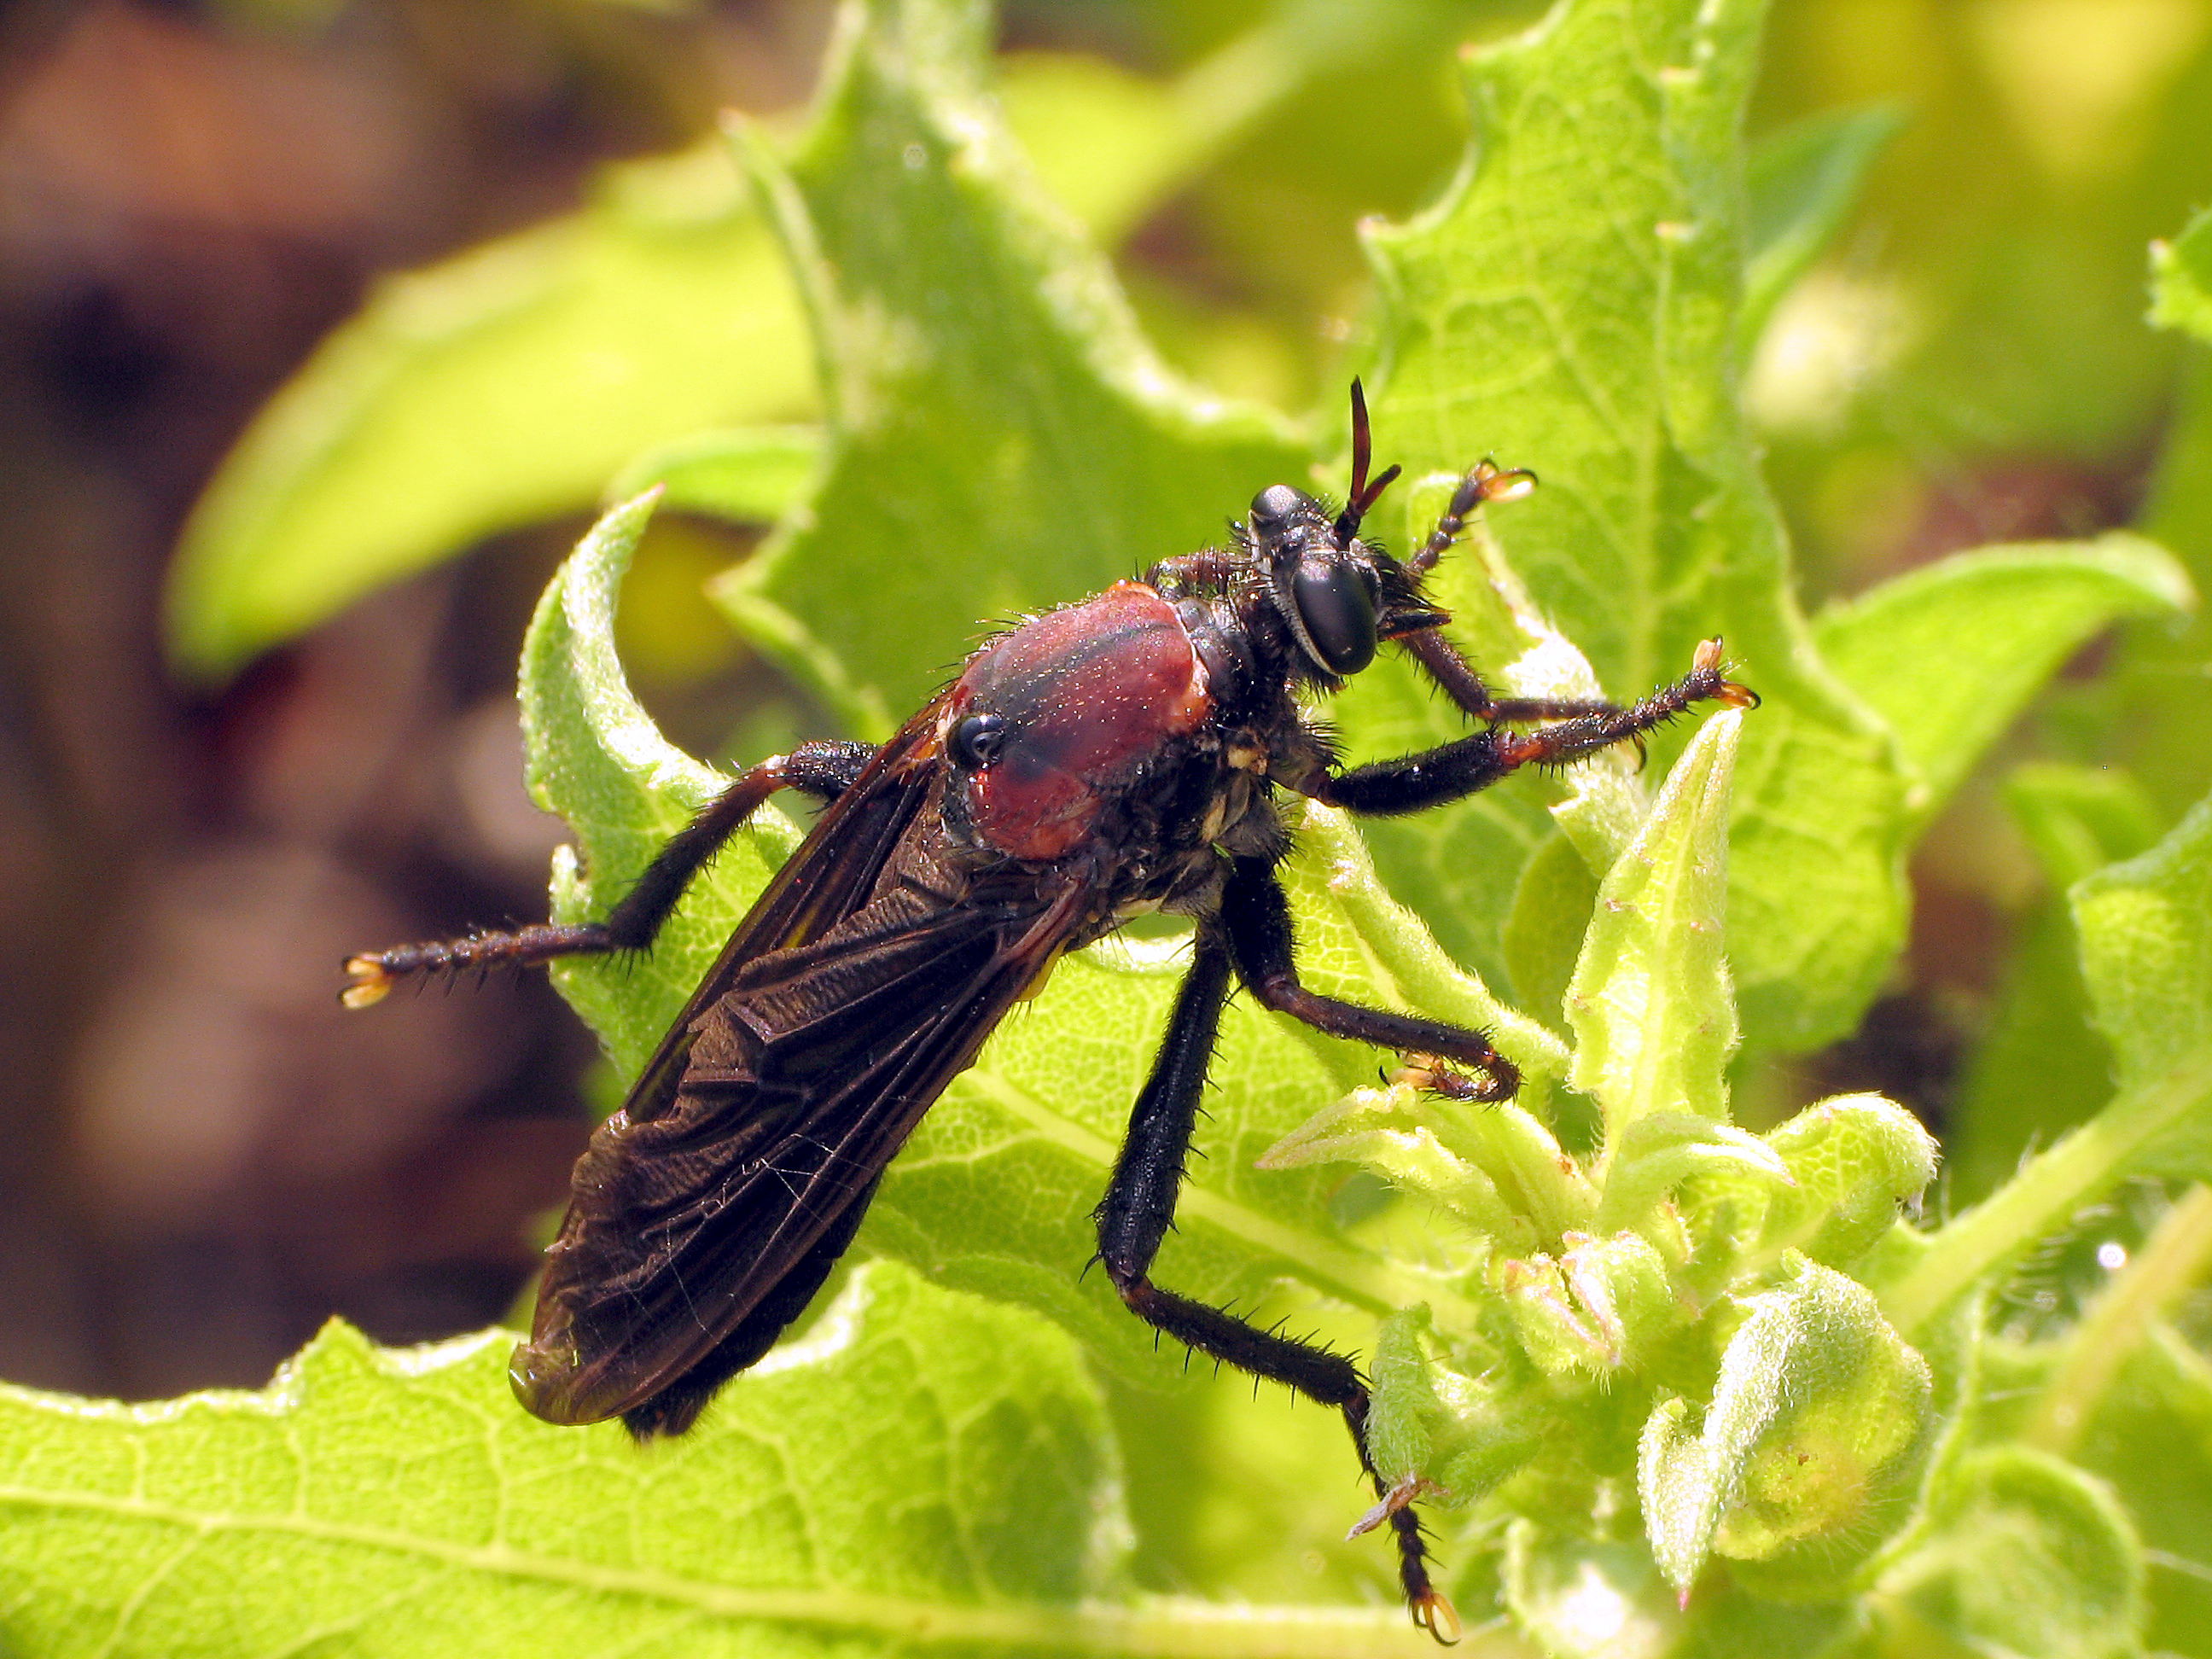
top-left (1291, 562), bottom-right (1379, 676)
top-left (1250, 484), bottom-right (1304, 524)
top-left (948, 712), bottom-right (1009, 770)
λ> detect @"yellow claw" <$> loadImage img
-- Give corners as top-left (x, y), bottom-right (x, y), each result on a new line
top-left (341, 956), bottom-right (393, 1010)
top-left (1415, 1588), bottom-right (1463, 1645)
top-left (1693, 636), bottom-right (1761, 709)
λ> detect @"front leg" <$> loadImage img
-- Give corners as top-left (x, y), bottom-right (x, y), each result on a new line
top-left (1315, 637), bottom-right (1755, 818)
top-left (341, 740), bottom-right (876, 1005)
top-left (1095, 926), bottom-right (1460, 1641)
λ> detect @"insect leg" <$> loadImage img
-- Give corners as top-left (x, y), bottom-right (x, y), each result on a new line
top-left (1316, 638), bottom-right (1755, 818)
top-left (1395, 627), bottom-right (1621, 725)
top-left (1093, 924), bottom-right (1458, 1639)
top-left (1406, 457), bottom-right (1536, 575)
top-left (341, 740), bottom-right (876, 1006)
top-left (1222, 856), bottom-right (1517, 1101)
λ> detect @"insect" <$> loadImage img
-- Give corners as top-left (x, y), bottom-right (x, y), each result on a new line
top-left (346, 383), bottom-right (1754, 1638)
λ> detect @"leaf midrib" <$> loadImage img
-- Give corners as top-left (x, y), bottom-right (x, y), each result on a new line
top-left (0, 1483), bottom-right (1421, 1658)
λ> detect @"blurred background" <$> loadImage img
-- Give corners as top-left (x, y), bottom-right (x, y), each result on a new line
top-left (0, 0), bottom-right (2204, 1574)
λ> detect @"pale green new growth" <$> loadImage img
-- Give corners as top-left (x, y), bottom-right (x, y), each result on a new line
top-left (1569, 711), bottom-right (1743, 1148)
top-left (2151, 207), bottom-right (2212, 341)
top-left (1641, 1260), bottom-right (1931, 1597)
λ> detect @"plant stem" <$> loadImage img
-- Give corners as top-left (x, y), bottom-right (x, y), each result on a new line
top-left (2025, 1181), bottom-right (2212, 1455)
top-left (1880, 1051), bottom-right (2212, 1336)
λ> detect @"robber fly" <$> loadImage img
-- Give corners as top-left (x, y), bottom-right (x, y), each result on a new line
top-left (346, 383), bottom-right (1754, 1639)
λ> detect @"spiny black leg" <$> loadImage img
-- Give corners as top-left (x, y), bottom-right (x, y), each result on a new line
top-left (1316, 730), bottom-right (1519, 820)
top-left (1403, 632), bottom-right (1680, 727)
top-left (341, 739), bottom-right (876, 1006)
top-left (1315, 638), bottom-right (1755, 820)
top-left (1221, 856), bottom-right (1518, 1102)
top-left (1406, 458), bottom-right (1536, 575)
top-left (1094, 928), bottom-right (1236, 1277)
top-left (1094, 927), bottom-right (1457, 1639)
top-left (1396, 628), bottom-right (1619, 726)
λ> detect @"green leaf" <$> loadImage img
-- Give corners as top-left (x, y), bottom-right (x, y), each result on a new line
top-left (2150, 207), bottom-right (2212, 341)
top-left (1813, 533), bottom-right (2194, 824)
top-left (1569, 708), bottom-right (1743, 1152)
top-left (712, 0), bottom-right (1304, 739)
top-left (609, 425), bottom-right (824, 523)
top-left (1351, 0), bottom-right (1911, 1055)
top-left (1597, 1115), bottom-right (1790, 1239)
top-left (1743, 1094), bottom-right (1937, 1272)
top-left (2008, 762), bottom-right (2168, 892)
top-left (1493, 1232), bottom-right (1691, 1377)
top-left (1503, 1525), bottom-right (1681, 1659)
top-left (1874, 1447), bottom-right (2144, 1659)
top-left (2077, 789), bottom-right (2212, 1105)
top-left (1360, 1307), bottom-right (1449, 1485)
top-left (0, 1263), bottom-right (1157, 1656)
top-left (1942, 901), bottom-right (2118, 1210)
top-left (1006, 12), bottom-right (1414, 257)
top-left (2112, 209), bottom-right (2212, 831)
top-left (1641, 1394), bottom-right (1720, 1590)
top-left (1560, 1229), bottom-right (1685, 1363)
top-left (1679, 1094), bottom-right (1939, 1297)
top-left (169, 9), bottom-right (1385, 685)
top-left (166, 138), bottom-right (812, 680)
top-left (1741, 103), bottom-right (1904, 353)
top-left (1720, 709), bottom-right (1910, 1055)
top-left (1883, 790), bottom-right (2212, 1336)
top-left (1503, 828), bottom-right (1604, 1027)
top-left (1944, 765), bottom-right (2162, 1203)
top-left (1676, 1587), bottom-right (1867, 1659)
top-left (1500, 1252), bottom-right (1621, 1375)
top-left (2071, 1323), bottom-right (2212, 1657)
top-left (1256, 1080), bottom-right (1583, 1254)
top-left (165, 20), bottom-right (1354, 684)
top-left (1640, 1260), bottom-right (1933, 1598)
top-left (521, 492), bottom-right (789, 1079)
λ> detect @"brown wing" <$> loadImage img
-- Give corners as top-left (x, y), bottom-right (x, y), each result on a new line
top-left (513, 714), bottom-right (1093, 1435)
top-left (619, 694), bottom-right (957, 1126)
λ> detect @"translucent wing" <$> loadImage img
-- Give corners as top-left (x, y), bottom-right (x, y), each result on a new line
top-left (513, 704), bottom-right (1093, 1435)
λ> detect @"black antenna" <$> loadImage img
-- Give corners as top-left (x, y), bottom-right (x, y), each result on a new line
top-left (1335, 379), bottom-right (1401, 542)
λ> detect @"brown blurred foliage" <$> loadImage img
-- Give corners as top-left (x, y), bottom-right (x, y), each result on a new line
top-left (0, 0), bottom-right (829, 1400)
